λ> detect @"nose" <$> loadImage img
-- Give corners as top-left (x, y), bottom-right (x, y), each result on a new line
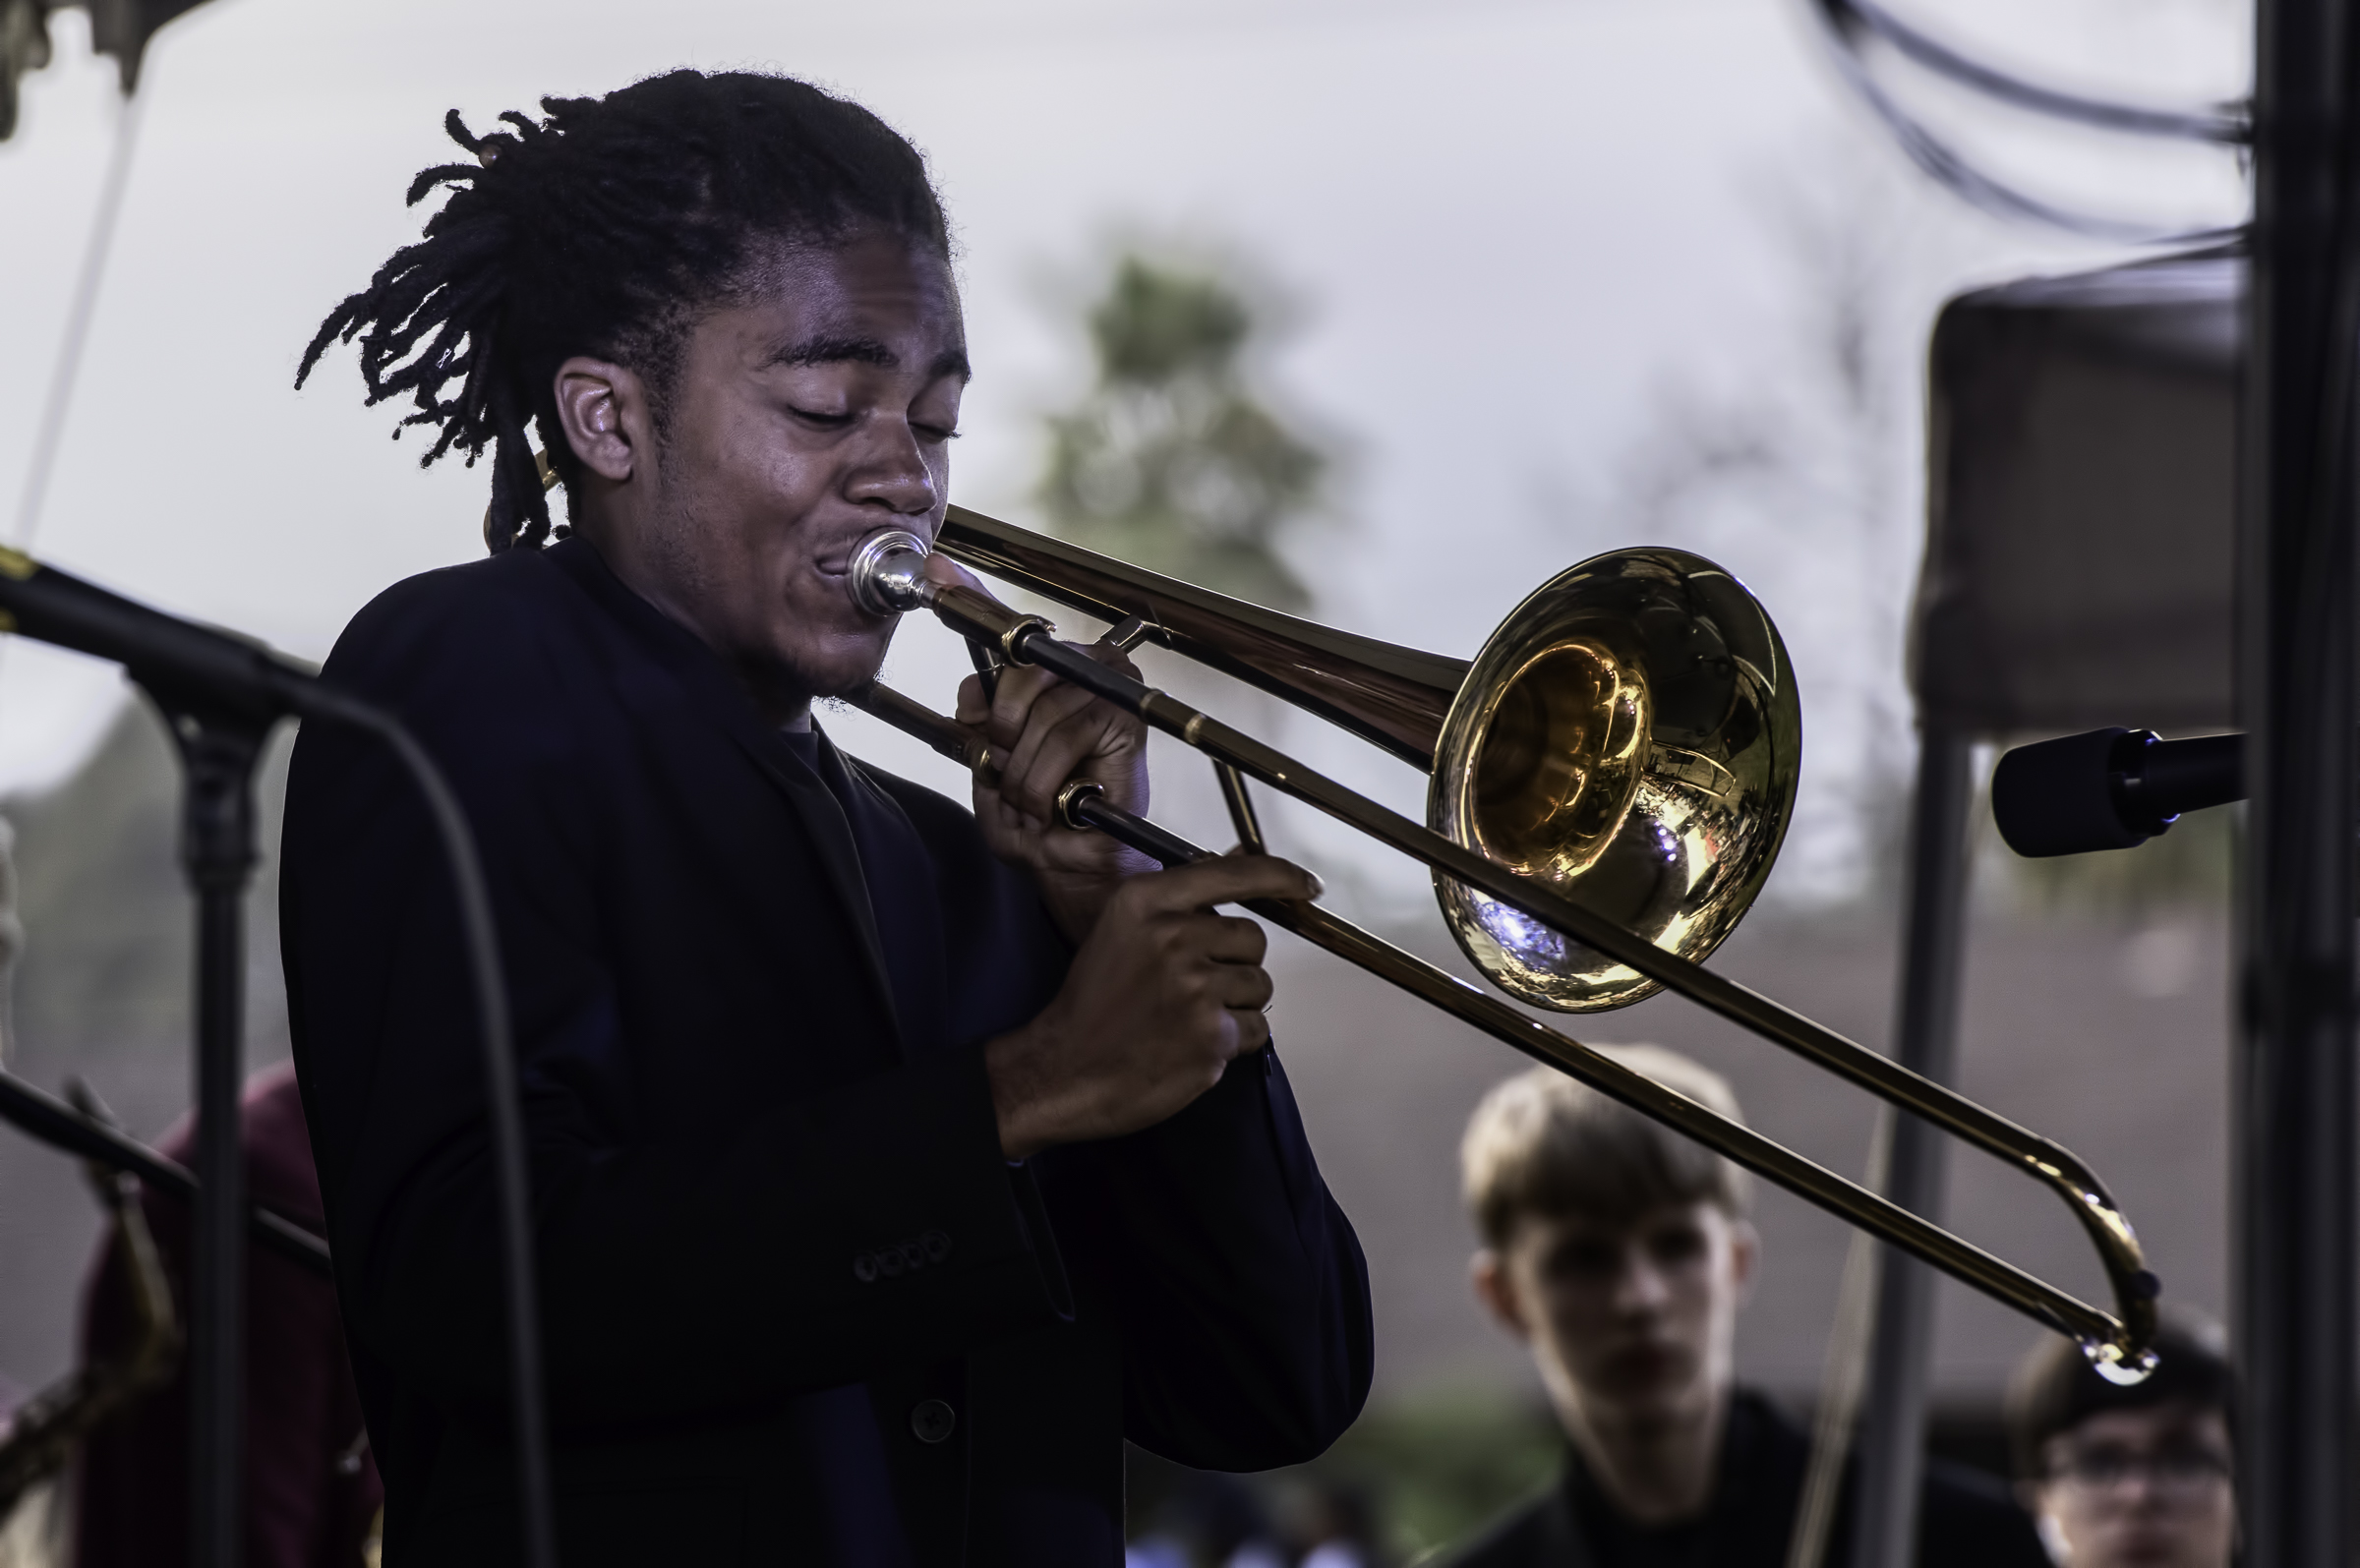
top-left (846, 419), bottom-right (940, 518)
top-left (1612, 1249), bottom-right (1672, 1315)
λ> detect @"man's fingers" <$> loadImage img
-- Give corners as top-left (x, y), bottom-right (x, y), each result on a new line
top-left (955, 672), bottom-right (988, 726)
top-left (1184, 912), bottom-right (1268, 966)
top-left (998, 683), bottom-right (1107, 810)
top-left (1129, 854), bottom-right (1323, 914)
top-left (1210, 958), bottom-right (1275, 1013)
top-left (985, 637), bottom-right (1143, 740)
top-left (1225, 1008), bottom-right (1272, 1059)
top-left (967, 661), bottom-right (1043, 747)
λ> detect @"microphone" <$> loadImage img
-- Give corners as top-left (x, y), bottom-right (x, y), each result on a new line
top-left (1991, 726), bottom-right (2245, 857)
top-left (0, 546), bottom-right (343, 726)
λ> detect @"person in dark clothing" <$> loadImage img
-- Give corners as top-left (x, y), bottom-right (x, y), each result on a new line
top-left (283, 70), bottom-right (1372, 1568)
top-left (1443, 1050), bottom-right (2045, 1568)
top-left (2008, 1317), bottom-right (2235, 1568)
top-left (74, 1064), bottom-right (383, 1568)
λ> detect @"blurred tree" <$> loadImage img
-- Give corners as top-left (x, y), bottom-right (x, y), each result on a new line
top-left (1038, 255), bottom-right (1326, 610)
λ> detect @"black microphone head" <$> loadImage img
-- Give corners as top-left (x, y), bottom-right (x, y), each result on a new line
top-left (1992, 727), bottom-right (2159, 857)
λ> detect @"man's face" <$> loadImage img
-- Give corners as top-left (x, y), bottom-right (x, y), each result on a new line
top-left (2033, 1403), bottom-right (2234, 1568)
top-left (1477, 1200), bottom-right (1754, 1439)
top-left (579, 229), bottom-right (968, 715)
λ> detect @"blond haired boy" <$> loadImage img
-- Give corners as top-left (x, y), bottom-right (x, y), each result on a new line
top-left (1445, 1049), bottom-right (2046, 1568)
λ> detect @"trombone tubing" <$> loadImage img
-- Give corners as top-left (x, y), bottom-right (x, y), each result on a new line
top-left (889, 578), bottom-right (2160, 1369)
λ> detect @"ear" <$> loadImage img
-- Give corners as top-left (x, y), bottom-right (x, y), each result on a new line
top-left (553, 356), bottom-right (651, 484)
top-left (1728, 1218), bottom-right (1761, 1307)
top-left (1472, 1249), bottom-right (1531, 1341)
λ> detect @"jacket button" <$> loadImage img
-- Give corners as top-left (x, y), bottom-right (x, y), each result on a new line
top-left (911, 1399), bottom-right (957, 1444)
top-left (853, 1253), bottom-right (878, 1284)
top-left (922, 1230), bottom-right (952, 1263)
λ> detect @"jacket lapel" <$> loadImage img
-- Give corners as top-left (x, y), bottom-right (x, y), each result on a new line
top-left (542, 541), bottom-right (907, 1060)
top-left (732, 727), bottom-right (908, 1059)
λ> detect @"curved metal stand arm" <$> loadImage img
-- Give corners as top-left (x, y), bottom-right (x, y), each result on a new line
top-left (0, 1070), bottom-right (329, 1272)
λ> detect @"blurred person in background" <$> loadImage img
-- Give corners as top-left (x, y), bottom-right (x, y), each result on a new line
top-left (2008, 1318), bottom-right (2235, 1568)
top-left (1445, 1050), bottom-right (2046, 1567)
top-left (0, 811), bottom-right (377, 1567)
top-left (74, 1063), bottom-right (382, 1568)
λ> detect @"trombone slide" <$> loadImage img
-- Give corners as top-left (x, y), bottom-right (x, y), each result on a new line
top-left (853, 519), bottom-right (2159, 1379)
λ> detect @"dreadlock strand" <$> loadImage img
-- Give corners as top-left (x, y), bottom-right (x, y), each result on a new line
top-left (295, 299), bottom-right (366, 389)
top-left (377, 281), bottom-right (492, 380)
top-left (484, 441), bottom-right (523, 552)
top-left (442, 107), bottom-right (487, 155)
top-left (304, 70), bottom-right (950, 551)
top-left (484, 368), bottom-right (547, 550)
top-left (406, 165), bottom-right (480, 207)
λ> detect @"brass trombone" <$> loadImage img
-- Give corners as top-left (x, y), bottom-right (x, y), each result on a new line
top-left (847, 505), bottom-right (2159, 1380)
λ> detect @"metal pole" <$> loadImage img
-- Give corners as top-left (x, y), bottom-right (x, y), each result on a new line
top-left (1852, 723), bottom-right (1976, 1567)
top-left (2239, 0), bottom-right (2360, 1559)
top-left (168, 707), bottom-right (265, 1568)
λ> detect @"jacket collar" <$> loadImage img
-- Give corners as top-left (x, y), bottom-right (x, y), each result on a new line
top-left (540, 538), bottom-right (905, 1056)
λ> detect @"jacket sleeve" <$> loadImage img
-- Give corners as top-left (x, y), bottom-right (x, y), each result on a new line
top-left (1046, 1045), bottom-right (1374, 1471)
top-left (281, 570), bottom-right (1065, 1432)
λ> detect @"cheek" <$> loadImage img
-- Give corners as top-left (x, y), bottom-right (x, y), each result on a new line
top-left (1669, 1268), bottom-right (1729, 1330)
top-left (1539, 1284), bottom-right (1614, 1344)
top-left (2049, 1491), bottom-right (2106, 1538)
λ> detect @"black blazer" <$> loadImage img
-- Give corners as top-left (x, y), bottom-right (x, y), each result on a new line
top-left (1442, 1391), bottom-right (2048, 1568)
top-left (279, 539), bottom-right (1374, 1567)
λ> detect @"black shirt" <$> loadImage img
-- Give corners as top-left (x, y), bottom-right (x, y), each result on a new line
top-left (1444, 1390), bottom-right (2049, 1568)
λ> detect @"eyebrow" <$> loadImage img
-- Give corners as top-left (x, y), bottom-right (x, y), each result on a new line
top-left (764, 333), bottom-right (973, 381)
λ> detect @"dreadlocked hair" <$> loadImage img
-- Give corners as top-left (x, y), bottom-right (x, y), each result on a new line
top-left (297, 71), bottom-right (950, 552)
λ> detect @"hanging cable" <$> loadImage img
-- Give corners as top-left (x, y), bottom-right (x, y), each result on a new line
top-left (12, 82), bottom-right (146, 548)
top-left (1820, 0), bottom-right (2247, 144)
top-left (1805, 0), bottom-right (2250, 244)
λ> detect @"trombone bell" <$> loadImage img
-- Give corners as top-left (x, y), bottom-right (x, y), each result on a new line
top-left (1434, 549), bottom-right (1800, 1012)
top-left (928, 507), bottom-right (1799, 1014)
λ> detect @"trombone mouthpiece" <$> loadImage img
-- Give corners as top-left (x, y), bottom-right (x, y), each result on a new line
top-left (849, 530), bottom-right (932, 617)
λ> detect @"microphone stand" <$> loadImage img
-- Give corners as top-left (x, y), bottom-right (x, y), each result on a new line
top-left (0, 548), bottom-right (557, 1568)
top-left (152, 687), bottom-right (270, 1568)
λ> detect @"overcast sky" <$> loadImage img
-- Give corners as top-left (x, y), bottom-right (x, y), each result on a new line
top-left (0, 0), bottom-right (2248, 909)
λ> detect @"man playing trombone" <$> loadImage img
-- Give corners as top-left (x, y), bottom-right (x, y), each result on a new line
top-left (283, 68), bottom-right (1372, 1566)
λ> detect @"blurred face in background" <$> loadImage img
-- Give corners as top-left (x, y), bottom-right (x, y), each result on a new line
top-left (2032, 1402), bottom-right (2234, 1568)
top-left (1476, 1199), bottom-right (1755, 1444)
